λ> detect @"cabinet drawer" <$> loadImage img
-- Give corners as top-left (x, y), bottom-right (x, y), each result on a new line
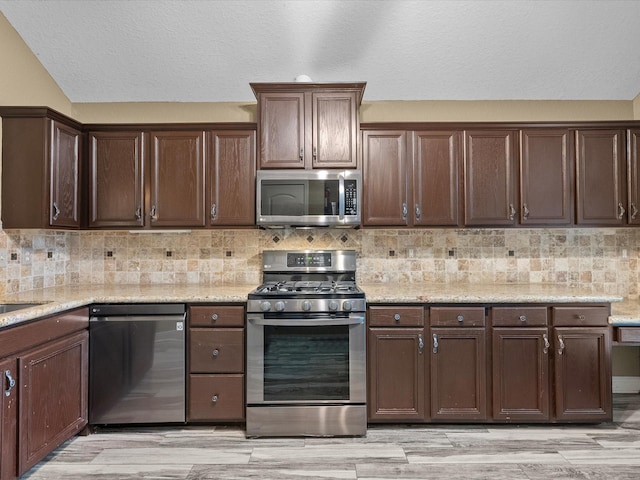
top-left (190, 328), bottom-right (244, 373)
top-left (430, 307), bottom-right (485, 327)
top-left (188, 374), bottom-right (244, 421)
top-left (189, 305), bottom-right (245, 327)
top-left (552, 306), bottom-right (609, 326)
top-left (615, 327), bottom-right (640, 343)
top-left (492, 307), bottom-right (548, 326)
top-left (368, 306), bottom-right (424, 327)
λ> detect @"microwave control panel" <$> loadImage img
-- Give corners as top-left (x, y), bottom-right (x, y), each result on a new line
top-left (345, 180), bottom-right (358, 215)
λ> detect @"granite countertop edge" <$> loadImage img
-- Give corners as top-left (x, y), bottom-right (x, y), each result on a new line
top-left (0, 282), bottom-right (627, 330)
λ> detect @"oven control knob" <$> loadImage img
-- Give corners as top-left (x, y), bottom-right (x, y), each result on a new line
top-left (328, 300), bottom-right (339, 312)
top-left (260, 301), bottom-right (272, 312)
top-left (275, 301), bottom-right (286, 312)
top-left (302, 300), bottom-right (312, 312)
top-left (342, 300), bottom-right (353, 312)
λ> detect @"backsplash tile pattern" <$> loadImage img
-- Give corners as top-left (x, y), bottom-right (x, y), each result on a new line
top-left (0, 228), bottom-right (638, 298)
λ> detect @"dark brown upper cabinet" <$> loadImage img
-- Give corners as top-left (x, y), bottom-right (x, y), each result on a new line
top-left (627, 129), bottom-right (640, 224)
top-left (520, 129), bottom-right (573, 225)
top-left (206, 130), bottom-right (256, 226)
top-left (88, 130), bottom-right (145, 228)
top-left (148, 131), bottom-right (206, 227)
top-left (251, 83), bottom-right (365, 169)
top-left (464, 129), bottom-right (518, 226)
top-left (575, 129), bottom-right (626, 225)
top-left (0, 108), bottom-right (82, 229)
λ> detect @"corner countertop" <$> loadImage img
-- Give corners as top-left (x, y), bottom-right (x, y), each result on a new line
top-left (0, 282), bottom-right (625, 330)
top-left (609, 298), bottom-right (640, 326)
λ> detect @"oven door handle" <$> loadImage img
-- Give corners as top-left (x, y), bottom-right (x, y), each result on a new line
top-left (248, 317), bottom-right (364, 327)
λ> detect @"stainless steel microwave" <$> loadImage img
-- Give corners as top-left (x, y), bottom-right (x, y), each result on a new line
top-left (256, 170), bottom-right (362, 227)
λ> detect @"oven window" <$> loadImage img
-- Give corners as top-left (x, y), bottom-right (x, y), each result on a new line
top-left (263, 325), bottom-right (349, 401)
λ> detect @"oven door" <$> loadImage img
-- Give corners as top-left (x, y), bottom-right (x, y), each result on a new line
top-left (246, 313), bottom-right (366, 405)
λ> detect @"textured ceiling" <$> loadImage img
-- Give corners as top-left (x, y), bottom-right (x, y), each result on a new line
top-left (1, 0), bottom-right (640, 103)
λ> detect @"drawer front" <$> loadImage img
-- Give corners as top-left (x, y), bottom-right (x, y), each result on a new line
top-left (188, 374), bottom-right (245, 421)
top-left (616, 327), bottom-right (640, 343)
top-left (190, 328), bottom-right (244, 373)
top-left (552, 306), bottom-right (610, 326)
top-left (189, 305), bottom-right (245, 327)
top-left (368, 306), bottom-right (424, 327)
top-left (430, 307), bottom-right (485, 327)
top-left (492, 307), bottom-right (548, 327)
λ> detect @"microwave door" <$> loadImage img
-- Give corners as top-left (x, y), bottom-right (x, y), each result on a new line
top-left (261, 183), bottom-right (307, 216)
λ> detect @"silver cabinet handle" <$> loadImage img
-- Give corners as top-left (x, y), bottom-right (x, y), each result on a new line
top-left (519, 315), bottom-right (527, 323)
top-left (212, 348), bottom-right (220, 357)
top-left (618, 203), bottom-right (626, 219)
top-left (432, 333), bottom-right (439, 354)
top-left (557, 335), bottom-right (565, 355)
top-left (210, 203), bottom-right (217, 221)
top-left (4, 370), bottom-right (16, 397)
top-left (402, 203), bottom-right (408, 220)
top-left (457, 315), bottom-right (464, 323)
top-left (509, 203), bottom-right (516, 221)
top-left (632, 203), bottom-right (639, 220)
top-left (543, 334), bottom-right (550, 355)
top-left (211, 313), bottom-right (219, 322)
top-left (393, 313), bottom-right (401, 321)
top-left (313, 146), bottom-right (317, 161)
top-left (418, 334), bottom-right (424, 354)
top-left (299, 148), bottom-right (304, 162)
top-left (150, 205), bottom-right (158, 222)
top-left (135, 207), bottom-right (142, 220)
top-left (415, 205), bottom-right (421, 221)
top-left (52, 202), bottom-right (61, 221)
top-left (211, 395), bottom-right (218, 403)
top-left (523, 204), bottom-right (530, 219)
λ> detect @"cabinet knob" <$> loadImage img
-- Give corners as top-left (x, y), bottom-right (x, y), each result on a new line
top-left (211, 395), bottom-right (218, 403)
top-left (457, 315), bottom-right (464, 323)
top-left (577, 314), bottom-right (585, 321)
top-left (519, 315), bottom-right (527, 322)
top-left (393, 313), bottom-right (401, 321)
top-left (212, 348), bottom-right (220, 357)
top-left (211, 313), bottom-right (219, 322)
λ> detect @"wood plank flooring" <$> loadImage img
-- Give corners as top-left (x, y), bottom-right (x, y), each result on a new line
top-left (23, 394), bottom-right (640, 479)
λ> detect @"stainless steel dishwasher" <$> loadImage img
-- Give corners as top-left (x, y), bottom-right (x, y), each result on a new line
top-left (89, 304), bottom-right (186, 425)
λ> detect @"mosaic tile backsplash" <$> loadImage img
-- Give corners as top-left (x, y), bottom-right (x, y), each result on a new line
top-left (0, 228), bottom-right (638, 298)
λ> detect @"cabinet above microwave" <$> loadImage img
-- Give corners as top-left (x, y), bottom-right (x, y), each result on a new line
top-left (256, 170), bottom-right (362, 228)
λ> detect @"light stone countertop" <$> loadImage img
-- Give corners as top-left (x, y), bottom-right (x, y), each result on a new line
top-left (609, 298), bottom-right (640, 326)
top-left (0, 282), bottom-right (625, 330)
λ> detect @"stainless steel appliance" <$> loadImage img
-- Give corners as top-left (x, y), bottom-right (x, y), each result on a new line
top-left (89, 304), bottom-right (186, 425)
top-left (256, 169), bottom-right (362, 227)
top-left (246, 250), bottom-right (366, 437)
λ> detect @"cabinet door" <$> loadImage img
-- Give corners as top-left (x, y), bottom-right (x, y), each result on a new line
top-left (413, 131), bottom-right (462, 226)
top-left (430, 327), bottom-right (487, 421)
top-left (1, 357), bottom-right (18, 480)
top-left (190, 328), bottom-right (245, 373)
top-left (464, 130), bottom-right (517, 226)
top-left (18, 331), bottom-right (88, 475)
top-left (368, 328), bottom-right (426, 422)
top-left (492, 328), bottom-right (550, 421)
top-left (207, 130), bottom-right (256, 226)
top-left (49, 120), bottom-right (81, 228)
top-left (149, 131), bottom-right (206, 227)
top-left (628, 129), bottom-right (640, 224)
top-left (362, 131), bottom-right (408, 225)
top-left (312, 91), bottom-right (358, 168)
top-left (188, 374), bottom-right (245, 422)
top-left (520, 129), bottom-right (573, 225)
top-left (575, 129), bottom-right (626, 225)
top-left (88, 131), bottom-right (145, 227)
top-left (258, 92), bottom-right (305, 168)
top-left (553, 327), bottom-right (612, 422)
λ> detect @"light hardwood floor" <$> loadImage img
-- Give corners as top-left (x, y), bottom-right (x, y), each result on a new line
top-left (22, 394), bottom-right (640, 479)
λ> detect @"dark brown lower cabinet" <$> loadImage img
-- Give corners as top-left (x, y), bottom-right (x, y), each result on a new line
top-left (189, 374), bottom-right (244, 421)
top-left (492, 328), bottom-right (550, 421)
top-left (367, 328), bottom-right (426, 421)
top-left (0, 358), bottom-right (18, 480)
top-left (430, 327), bottom-right (487, 421)
top-left (553, 327), bottom-right (611, 422)
top-left (18, 331), bottom-right (88, 475)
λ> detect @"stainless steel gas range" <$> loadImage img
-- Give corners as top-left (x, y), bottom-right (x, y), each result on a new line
top-left (246, 250), bottom-right (366, 437)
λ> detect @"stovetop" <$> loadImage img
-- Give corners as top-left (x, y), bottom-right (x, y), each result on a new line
top-left (251, 280), bottom-right (363, 297)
